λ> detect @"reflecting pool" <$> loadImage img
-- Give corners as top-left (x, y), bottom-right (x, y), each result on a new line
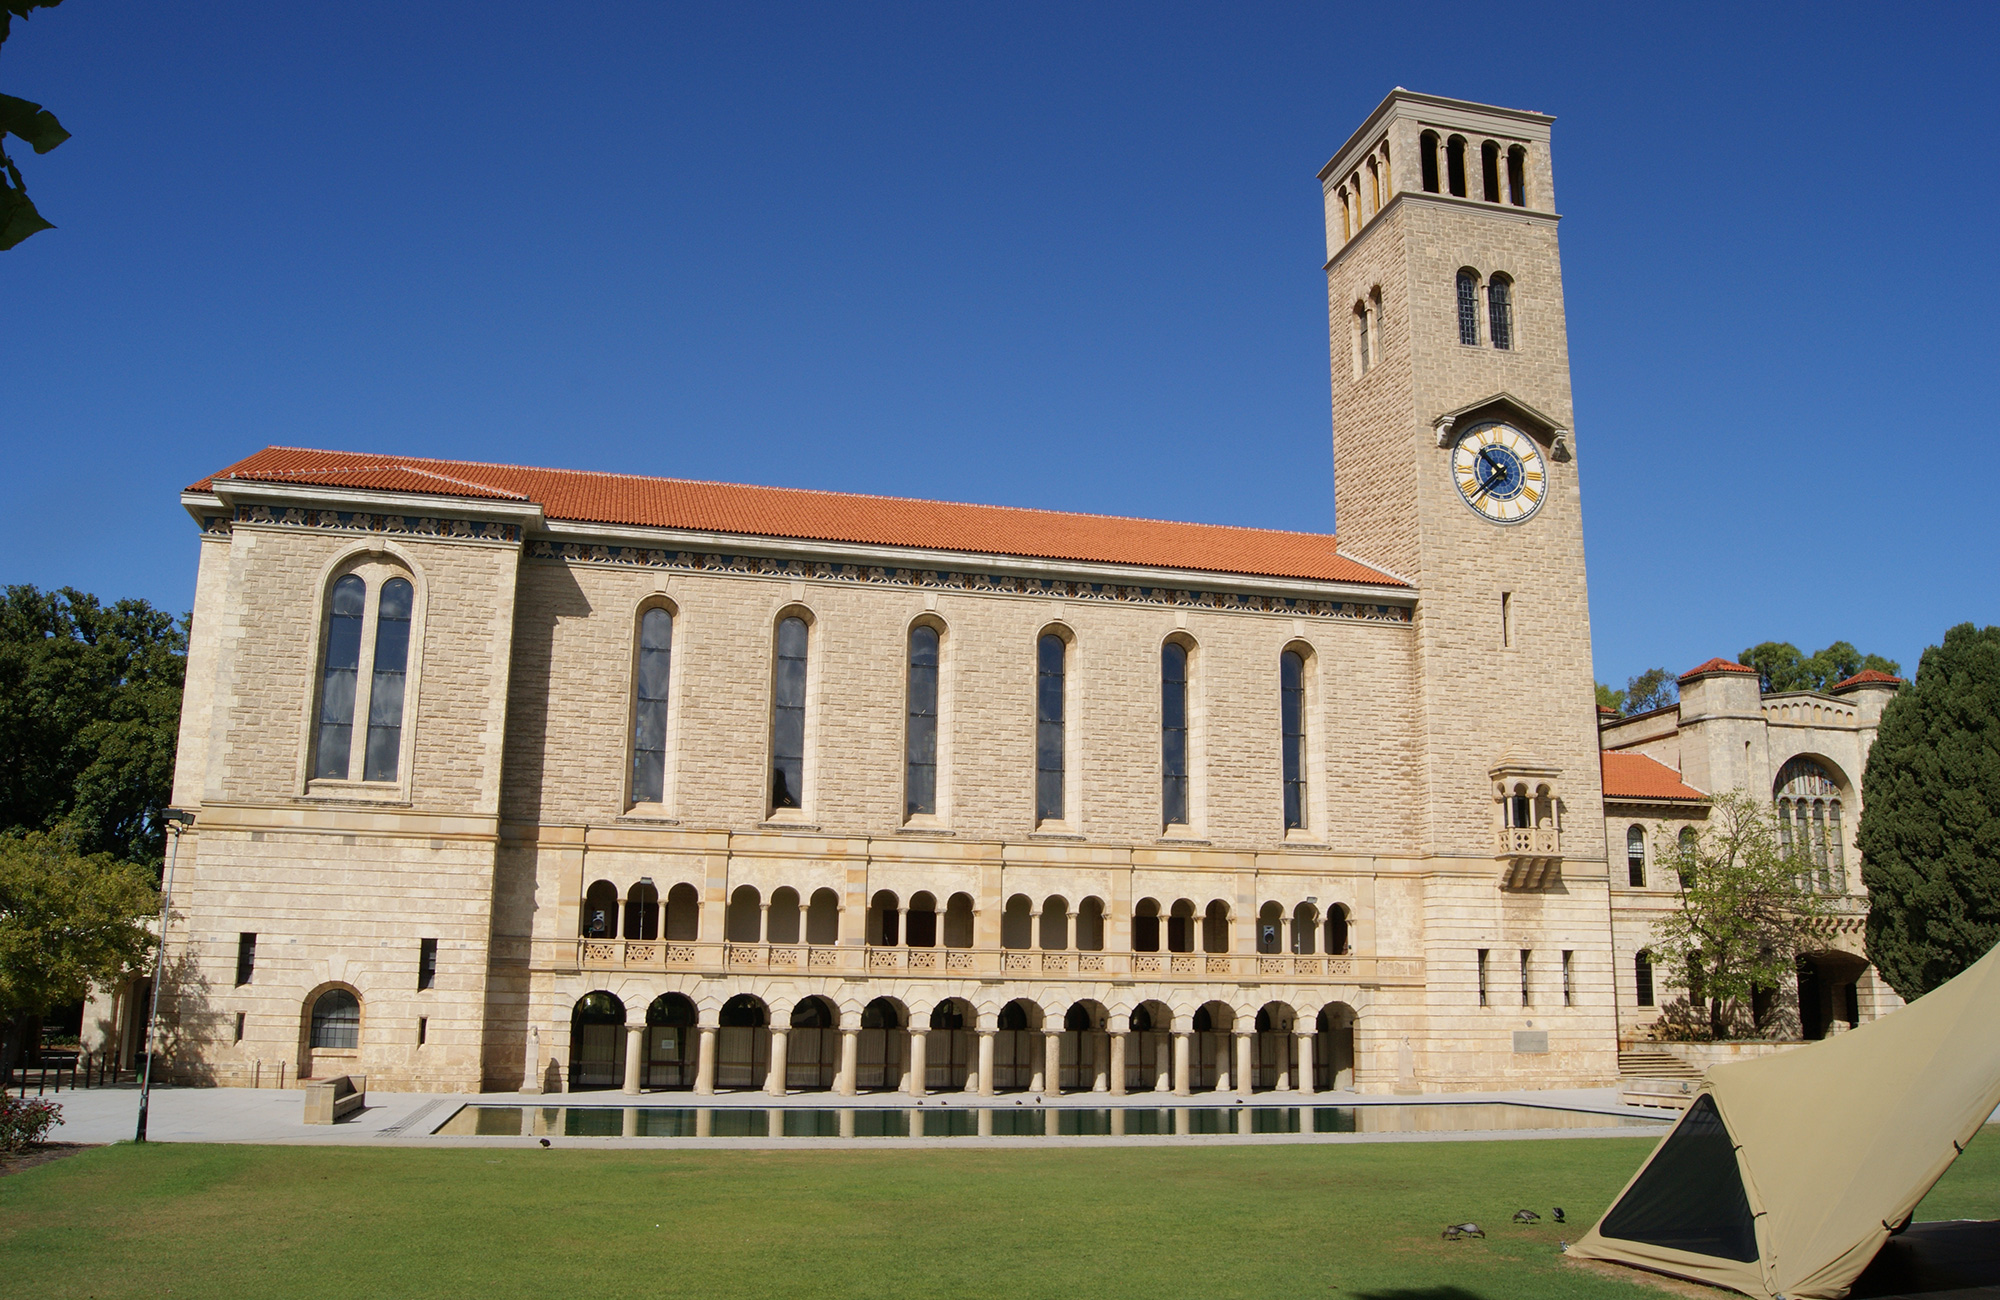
top-left (431, 1101), bottom-right (1665, 1139)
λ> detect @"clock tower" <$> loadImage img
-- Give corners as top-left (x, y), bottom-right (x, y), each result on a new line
top-left (1322, 91), bottom-right (1611, 1078)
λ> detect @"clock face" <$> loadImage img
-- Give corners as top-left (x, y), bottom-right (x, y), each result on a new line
top-left (1451, 422), bottom-right (1547, 524)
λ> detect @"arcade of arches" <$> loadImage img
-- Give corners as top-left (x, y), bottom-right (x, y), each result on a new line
top-left (563, 989), bottom-right (1360, 1098)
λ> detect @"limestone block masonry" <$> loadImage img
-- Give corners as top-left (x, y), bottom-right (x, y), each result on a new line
top-left (135, 89), bottom-right (1623, 1098)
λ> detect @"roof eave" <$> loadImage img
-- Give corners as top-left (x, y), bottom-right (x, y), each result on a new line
top-left (209, 479), bottom-right (547, 530)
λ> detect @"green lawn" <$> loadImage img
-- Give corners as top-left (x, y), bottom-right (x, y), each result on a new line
top-left (2, 1129), bottom-right (1996, 1300)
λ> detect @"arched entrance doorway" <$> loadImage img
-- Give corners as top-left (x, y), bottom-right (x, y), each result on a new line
top-left (568, 991), bottom-right (625, 1091)
top-left (858, 997), bottom-right (907, 1091)
top-left (1797, 951), bottom-right (1867, 1040)
top-left (1191, 1002), bottom-right (1235, 1091)
top-left (1128, 1001), bottom-right (1172, 1092)
top-left (1061, 1001), bottom-right (1107, 1092)
top-left (1317, 1003), bottom-right (1357, 1091)
top-left (1253, 1002), bottom-right (1298, 1091)
top-left (927, 999), bottom-right (975, 1091)
top-left (994, 999), bottom-right (1042, 1091)
top-left (714, 994), bottom-right (769, 1090)
top-left (644, 992), bottom-right (696, 1089)
top-left (786, 996), bottom-right (838, 1091)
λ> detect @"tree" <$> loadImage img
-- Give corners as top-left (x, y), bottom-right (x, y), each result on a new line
top-left (1595, 681), bottom-right (1624, 713)
top-left (1, 2), bottom-right (71, 250)
top-left (1650, 792), bottom-right (1831, 1039)
top-left (0, 586), bottom-right (186, 866)
top-left (0, 830), bottom-right (157, 1069)
top-left (1739, 639), bottom-right (1900, 694)
top-left (1860, 623), bottom-right (2000, 1000)
top-left (1594, 667), bottom-right (1677, 717)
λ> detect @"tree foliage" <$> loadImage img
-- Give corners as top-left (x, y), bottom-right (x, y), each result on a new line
top-left (1650, 792), bottom-right (1831, 1039)
top-left (0, 2), bottom-right (69, 250)
top-left (1739, 640), bottom-right (1900, 695)
top-left (1595, 667), bottom-right (1677, 717)
top-left (0, 830), bottom-right (156, 1024)
top-left (1860, 623), bottom-right (2000, 1000)
top-left (0, 586), bottom-right (186, 865)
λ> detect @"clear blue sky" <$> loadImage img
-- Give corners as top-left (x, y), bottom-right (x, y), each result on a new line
top-left (5, 3), bottom-right (1995, 688)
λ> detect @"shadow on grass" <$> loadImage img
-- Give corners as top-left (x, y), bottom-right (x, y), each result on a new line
top-left (1351, 1290), bottom-right (1497, 1300)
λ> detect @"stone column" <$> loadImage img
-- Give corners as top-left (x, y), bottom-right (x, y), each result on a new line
top-left (906, 1028), bottom-right (928, 1097)
top-left (1155, 1037), bottom-right (1171, 1092)
top-left (1213, 1034), bottom-right (1230, 1092)
top-left (1028, 1027), bottom-right (1047, 1093)
top-left (1276, 1032), bottom-right (1291, 1092)
top-left (622, 1023), bottom-right (645, 1095)
top-left (834, 1028), bottom-right (860, 1096)
top-left (520, 1024), bottom-right (543, 1095)
top-left (1043, 1029), bottom-right (1063, 1095)
top-left (1235, 1030), bottom-right (1254, 1096)
top-left (1296, 1031), bottom-right (1316, 1095)
top-left (1108, 1029), bottom-right (1128, 1097)
top-left (622, 1107), bottom-right (639, 1138)
top-left (1091, 1032), bottom-right (1110, 1092)
top-left (765, 1027), bottom-right (789, 1096)
top-left (693, 1024), bottom-right (717, 1096)
top-left (1172, 1031), bottom-right (1191, 1096)
top-left (976, 1029), bottom-right (996, 1096)
top-left (758, 902), bottom-right (770, 945)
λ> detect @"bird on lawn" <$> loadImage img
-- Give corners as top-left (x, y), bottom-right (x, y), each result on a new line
top-left (1441, 1223), bottom-right (1484, 1240)
top-left (1512, 1210), bottom-right (1541, 1223)
top-left (539, 1138), bottom-right (551, 1147)
top-left (1552, 1207), bottom-right (1566, 1224)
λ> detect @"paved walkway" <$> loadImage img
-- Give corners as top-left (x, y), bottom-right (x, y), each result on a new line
top-left (25, 1082), bottom-right (1678, 1150)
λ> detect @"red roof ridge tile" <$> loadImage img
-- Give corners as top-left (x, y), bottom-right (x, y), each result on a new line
top-left (1678, 656), bottom-right (1759, 682)
top-left (1832, 669), bottom-right (1903, 690)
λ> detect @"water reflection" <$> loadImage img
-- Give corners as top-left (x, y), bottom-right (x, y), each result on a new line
top-left (434, 1102), bottom-right (1663, 1139)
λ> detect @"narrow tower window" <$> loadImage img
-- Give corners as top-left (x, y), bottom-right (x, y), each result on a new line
top-left (1488, 275), bottom-right (1514, 350)
top-left (1456, 270), bottom-right (1480, 346)
top-left (1420, 131), bottom-right (1440, 193)
top-left (1562, 950), bottom-right (1574, 1006)
top-left (770, 616), bottom-right (808, 810)
top-left (1355, 302), bottom-right (1371, 373)
top-left (1521, 949), bottom-right (1533, 1005)
top-left (1280, 650), bottom-right (1307, 830)
top-left (235, 933), bottom-right (256, 986)
top-left (1477, 948), bottom-right (1490, 1007)
top-left (1507, 145), bottom-right (1527, 206)
top-left (1161, 641), bottom-right (1189, 827)
top-left (1481, 140), bottom-right (1501, 202)
top-left (630, 607), bottom-right (673, 803)
top-left (1627, 825), bottom-right (1647, 887)
top-left (1446, 136), bottom-right (1467, 197)
top-left (362, 578), bottom-right (413, 781)
top-left (1500, 591), bottom-right (1514, 647)
top-left (418, 937), bottom-right (438, 991)
top-left (906, 624), bottom-right (939, 818)
top-left (1635, 950), bottom-right (1655, 1007)
top-left (1036, 633), bottom-right (1066, 823)
top-left (314, 575), bottom-right (366, 780)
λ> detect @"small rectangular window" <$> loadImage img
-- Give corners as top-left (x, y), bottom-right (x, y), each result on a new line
top-left (1636, 951), bottom-right (1655, 1007)
top-left (1520, 948), bottom-right (1533, 1005)
top-left (235, 933), bottom-right (256, 987)
top-left (1562, 950), bottom-right (1574, 1007)
top-left (418, 1016), bottom-right (429, 1046)
top-left (233, 1011), bottom-right (245, 1043)
top-left (1476, 948), bottom-right (1489, 1007)
top-left (418, 938), bottom-right (438, 991)
top-left (1500, 592), bottom-right (1513, 648)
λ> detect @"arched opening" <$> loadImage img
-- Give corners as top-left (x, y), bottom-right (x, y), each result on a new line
top-left (1316, 1002), bottom-right (1358, 1091)
top-left (942, 892), bottom-right (975, 949)
top-left (1291, 902), bottom-right (1319, 955)
top-left (567, 991), bottom-right (625, 1091)
top-left (1039, 895), bottom-right (1069, 951)
top-left (787, 996), bottom-right (839, 1091)
top-left (1326, 904), bottom-right (1350, 956)
top-left (664, 882), bottom-right (700, 941)
top-left (1775, 755), bottom-right (1848, 893)
top-left (622, 881), bottom-right (660, 940)
top-left (1075, 896), bottom-right (1105, 952)
top-left (995, 998), bottom-right (1042, 1092)
top-left (714, 994), bottom-right (769, 1090)
top-left (725, 886), bottom-right (762, 943)
top-left (1253, 1001), bottom-right (1298, 1091)
top-left (1420, 130), bottom-right (1441, 193)
top-left (1635, 950), bottom-right (1656, 1008)
top-left (581, 880), bottom-right (617, 938)
top-left (1001, 894), bottom-right (1033, 950)
top-left (1128, 1000), bottom-right (1173, 1093)
top-left (767, 886), bottom-right (802, 945)
top-left (643, 992), bottom-right (696, 1089)
top-left (1487, 273), bottom-right (1513, 350)
top-left (1167, 899), bottom-right (1196, 953)
top-left (1445, 135), bottom-right (1468, 197)
top-left (1797, 951), bottom-right (1867, 1040)
top-left (869, 889), bottom-right (901, 946)
top-left (858, 997), bottom-right (907, 1090)
top-left (1627, 825), bottom-right (1647, 887)
top-left (906, 891), bottom-right (938, 948)
top-left (1456, 269), bottom-right (1480, 346)
top-left (1132, 898), bottom-right (1161, 953)
top-left (1506, 144), bottom-right (1527, 206)
top-left (1480, 139), bottom-right (1501, 202)
top-left (927, 997), bottom-right (976, 1091)
top-left (1202, 900), bottom-right (1230, 954)
top-left (1060, 1000), bottom-right (1107, 1092)
top-left (305, 987), bottom-right (361, 1083)
top-left (1257, 901), bottom-right (1285, 954)
top-left (1191, 1002), bottom-right (1235, 1092)
top-left (805, 887), bottom-right (840, 945)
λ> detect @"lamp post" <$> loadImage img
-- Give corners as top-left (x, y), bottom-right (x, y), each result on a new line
top-left (135, 808), bottom-right (195, 1144)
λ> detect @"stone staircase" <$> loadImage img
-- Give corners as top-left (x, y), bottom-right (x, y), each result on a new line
top-left (1617, 1048), bottom-right (1703, 1081)
top-left (1618, 1048), bottom-right (1703, 1111)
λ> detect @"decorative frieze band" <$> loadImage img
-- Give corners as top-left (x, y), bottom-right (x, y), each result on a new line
top-left (225, 504), bottom-right (522, 543)
top-left (525, 539), bottom-right (1412, 624)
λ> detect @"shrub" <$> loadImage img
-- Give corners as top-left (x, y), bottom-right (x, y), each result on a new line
top-left (0, 1094), bottom-right (61, 1152)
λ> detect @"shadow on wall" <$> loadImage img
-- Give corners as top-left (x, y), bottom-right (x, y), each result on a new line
top-left (498, 562), bottom-right (592, 826)
top-left (156, 945), bottom-right (224, 1086)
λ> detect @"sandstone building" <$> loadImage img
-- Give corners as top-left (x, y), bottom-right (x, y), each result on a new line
top-left (89, 90), bottom-right (1899, 1098)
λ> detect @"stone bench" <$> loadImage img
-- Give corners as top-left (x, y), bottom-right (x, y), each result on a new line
top-left (303, 1074), bottom-right (367, 1124)
top-left (1620, 1076), bottom-right (1697, 1110)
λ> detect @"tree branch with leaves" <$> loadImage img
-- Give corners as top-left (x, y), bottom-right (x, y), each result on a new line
top-left (1, 1), bottom-right (70, 250)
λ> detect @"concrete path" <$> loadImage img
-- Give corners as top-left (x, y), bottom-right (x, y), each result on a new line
top-left (26, 1081), bottom-right (1678, 1150)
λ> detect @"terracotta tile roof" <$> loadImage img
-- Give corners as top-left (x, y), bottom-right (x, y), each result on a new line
top-left (1602, 752), bottom-right (1708, 803)
top-left (190, 446), bottom-right (1404, 587)
top-left (1678, 656), bottom-right (1759, 683)
top-left (1832, 669), bottom-right (1903, 690)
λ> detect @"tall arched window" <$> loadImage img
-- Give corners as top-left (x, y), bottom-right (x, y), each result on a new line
top-left (1446, 135), bottom-right (1467, 197)
top-left (770, 615), bottom-right (808, 810)
top-left (1775, 756), bottom-right (1845, 891)
top-left (314, 565), bottom-right (416, 783)
top-left (1677, 826), bottom-right (1699, 889)
top-left (1635, 950), bottom-right (1655, 1007)
top-left (1161, 641), bottom-right (1189, 827)
top-left (1626, 825), bottom-right (1646, 887)
top-left (1488, 274), bottom-right (1514, 350)
top-left (1481, 140), bottom-right (1501, 202)
top-left (1506, 145), bottom-right (1527, 206)
top-left (1420, 131), bottom-right (1441, 193)
top-left (310, 988), bottom-right (360, 1049)
top-left (631, 606), bottom-right (673, 804)
top-left (314, 575), bottom-right (366, 779)
top-left (1036, 632), bottom-right (1066, 824)
top-left (1456, 270), bottom-right (1480, 346)
top-left (906, 624), bottom-right (939, 818)
top-left (1354, 301), bottom-right (1371, 374)
top-left (1280, 649), bottom-right (1307, 830)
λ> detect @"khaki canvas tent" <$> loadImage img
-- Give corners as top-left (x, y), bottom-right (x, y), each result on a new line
top-left (1571, 939), bottom-right (2000, 1298)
